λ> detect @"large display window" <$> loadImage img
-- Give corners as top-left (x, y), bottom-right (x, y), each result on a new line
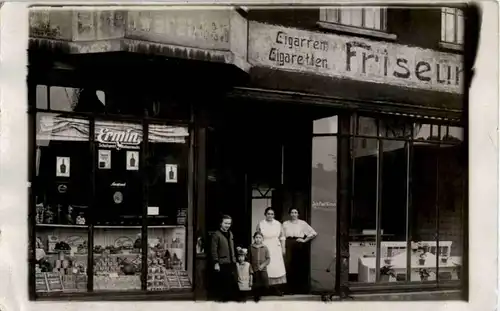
top-left (348, 115), bottom-right (465, 287)
top-left (31, 85), bottom-right (193, 297)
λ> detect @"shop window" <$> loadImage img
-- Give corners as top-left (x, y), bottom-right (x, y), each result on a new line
top-left (441, 7), bottom-right (464, 45)
top-left (34, 112), bottom-right (91, 293)
top-left (310, 136), bottom-right (337, 291)
top-left (350, 137), bottom-right (378, 282)
top-left (35, 85), bottom-right (106, 113)
top-left (313, 115), bottom-right (338, 134)
top-left (349, 115), bottom-right (465, 286)
top-left (320, 8), bottom-right (387, 31)
top-left (146, 123), bottom-right (191, 291)
top-left (93, 120), bottom-right (144, 291)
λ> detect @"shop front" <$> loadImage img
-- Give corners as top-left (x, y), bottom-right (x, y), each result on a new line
top-left (28, 7), bottom-right (467, 301)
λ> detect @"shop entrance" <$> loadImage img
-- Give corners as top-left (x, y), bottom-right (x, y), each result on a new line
top-left (205, 99), bottom-right (326, 293)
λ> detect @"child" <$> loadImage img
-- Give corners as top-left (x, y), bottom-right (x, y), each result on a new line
top-left (248, 231), bottom-right (270, 302)
top-left (235, 247), bottom-right (252, 302)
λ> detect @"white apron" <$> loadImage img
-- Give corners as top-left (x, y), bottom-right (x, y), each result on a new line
top-left (258, 219), bottom-right (287, 278)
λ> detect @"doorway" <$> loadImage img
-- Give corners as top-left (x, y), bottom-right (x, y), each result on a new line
top-left (205, 99), bottom-right (324, 294)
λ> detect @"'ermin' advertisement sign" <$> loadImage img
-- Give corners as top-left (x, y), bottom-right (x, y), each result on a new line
top-left (36, 116), bottom-right (189, 148)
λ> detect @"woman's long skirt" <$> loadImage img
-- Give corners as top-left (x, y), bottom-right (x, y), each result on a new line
top-left (214, 263), bottom-right (239, 302)
top-left (285, 238), bottom-right (309, 294)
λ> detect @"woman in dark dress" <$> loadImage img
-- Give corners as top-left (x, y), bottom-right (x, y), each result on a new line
top-left (211, 214), bottom-right (239, 302)
top-left (282, 208), bottom-right (318, 294)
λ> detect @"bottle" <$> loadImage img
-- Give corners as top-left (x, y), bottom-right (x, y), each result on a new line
top-left (168, 166), bottom-right (174, 180)
top-left (60, 159), bottom-right (67, 174)
top-left (130, 153), bottom-right (136, 167)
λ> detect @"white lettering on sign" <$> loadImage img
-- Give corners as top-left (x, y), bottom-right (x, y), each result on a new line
top-left (95, 121), bottom-right (143, 150)
top-left (249, 22), bottom-right (464, 94)
top-left (96, 128), bottom-right (141, 150)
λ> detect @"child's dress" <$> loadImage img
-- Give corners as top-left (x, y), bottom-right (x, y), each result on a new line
top-left (236, 261), bottom-right (252, 291)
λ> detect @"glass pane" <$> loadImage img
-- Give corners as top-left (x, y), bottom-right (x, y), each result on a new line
top-left (147, 123), bottom-right (191, 291)
top-left (437, 143), bottom-right (465, 284)
top-left (379, 141), bottom-right (408, 283)
top-left (441, 12), bottom-right (446, 41)
top-left (350, 8), bottom-right (363, 27)
top-left (313, 115), bottom-right (338, 134)
top-left (445, 12), bottom-right (456, 43)
top-left (350, 138), bottom-right (378, 283)
top-left (374, 8), bottom-right (382, 30)
top-left (357, 116), bottom-right (378, 137)
top-left (310, 136), bottom-right (337, 291)
top-left (50, 87), bottom-right (106, 113)
top-left (94, 121), bottom-right (143, 225)
top-left (410, 142), bottom-right (439, 282)
top-left (364, 8), bottom-right (376, 29)
top-left (93, 121), bottom-right (143, 291)
top-left (93, 227), bottom-right (142, 291)
top-left (34, 113), bottom-right (90, 293)
top-left (36, 85), bottom-right (48, 109)
top-left (147, 227), bottom-right (190, 290)
top-left (445, 127), bottom-right (464, 142)
top-left (340, 8), bottom-right (352, 26)
top-left (457, 13), bottom-right (464, 44)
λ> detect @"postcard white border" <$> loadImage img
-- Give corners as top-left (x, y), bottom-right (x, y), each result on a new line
top-left (0, 2), bottom-right (497, 311)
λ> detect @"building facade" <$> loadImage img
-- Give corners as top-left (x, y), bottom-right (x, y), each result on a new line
top-left (28, 6), bottom-right (470, 301)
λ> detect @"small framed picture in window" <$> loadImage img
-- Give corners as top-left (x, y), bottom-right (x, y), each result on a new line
top-left (56, 157), bottom-right (70, 177)
top-left (98, 149), bottom-right (111, 169)
top-left (126, 151), bottom-right (139, 171)
top-left (165, 164), bottom-right (178, 183)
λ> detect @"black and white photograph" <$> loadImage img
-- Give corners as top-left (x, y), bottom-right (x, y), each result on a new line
top-left (0, 1), bottom-right (497, 310)
top-left (26, 3), bottom-right (475, 302)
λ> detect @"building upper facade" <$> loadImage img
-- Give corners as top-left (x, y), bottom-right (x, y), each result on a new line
top-left (28, 6), bottom-right (467, 115)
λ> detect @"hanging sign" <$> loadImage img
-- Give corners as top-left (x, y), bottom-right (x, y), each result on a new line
top-left (165, 164), bottom-right (178, 183)
top-left (56, 157), bottom-right (70, 177)
top-left (126, 151), bottom-right (139, 171)
top-left (98, 149), bottom-right (112, 169)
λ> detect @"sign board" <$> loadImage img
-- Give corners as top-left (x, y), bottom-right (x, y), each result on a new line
top-left (98, 149), bottom-right (111, 169)
top-left (165, 164), bottom-right (178, 183)
top-left (126, 151), bottom-right (139, 170)
top-left (38, 116), bottom-right (189, 145)
top-left (56, 157), bottom-right (70, 177)
top-left (248, 22), bottom-right (463, 94)
top-left (126, 10), bottom-right (231, 51)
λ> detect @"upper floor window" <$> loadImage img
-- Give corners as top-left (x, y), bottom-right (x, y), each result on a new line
top-left (320, 8), bottom-right (387, 32)
top-left (441, 7), bottom-right (464, 45)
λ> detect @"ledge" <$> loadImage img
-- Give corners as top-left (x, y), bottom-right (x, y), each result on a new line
top-left (439, 41), bottom-right (463, 53)
top-left (317, 21), bottom-right (398, 41)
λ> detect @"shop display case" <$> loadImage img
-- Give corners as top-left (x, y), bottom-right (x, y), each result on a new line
top-left (32, 112), bottom-right (192, 296)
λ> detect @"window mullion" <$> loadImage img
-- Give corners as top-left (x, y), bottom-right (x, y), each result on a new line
top-left (375, 119), bottom-right (383, 283)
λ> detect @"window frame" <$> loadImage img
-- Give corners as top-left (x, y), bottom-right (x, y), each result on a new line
top-left (318, 7), bottom-right (397, 41)
top-left (346, 113), bottom-right (465, 291)
top-left (29, 80), bottom-right (196, 299)
top-left (439, 7), bottom-right (464, 51)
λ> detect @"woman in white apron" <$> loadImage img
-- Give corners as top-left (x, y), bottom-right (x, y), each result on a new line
top-left (256, 207), bottom-right (287, 295)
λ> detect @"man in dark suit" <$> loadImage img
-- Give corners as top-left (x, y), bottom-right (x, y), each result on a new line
top-left (211, 214), bottom-right (239, 302)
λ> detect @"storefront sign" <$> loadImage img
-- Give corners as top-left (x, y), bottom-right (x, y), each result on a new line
top-left (248, 22), bottom-right (463, 94)
top-left (38, 117), bottom-right (189, 145)
top-left (95, 126), bottom-right (142, 150)
top-left (126, 10), bottom-right (231, 51)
